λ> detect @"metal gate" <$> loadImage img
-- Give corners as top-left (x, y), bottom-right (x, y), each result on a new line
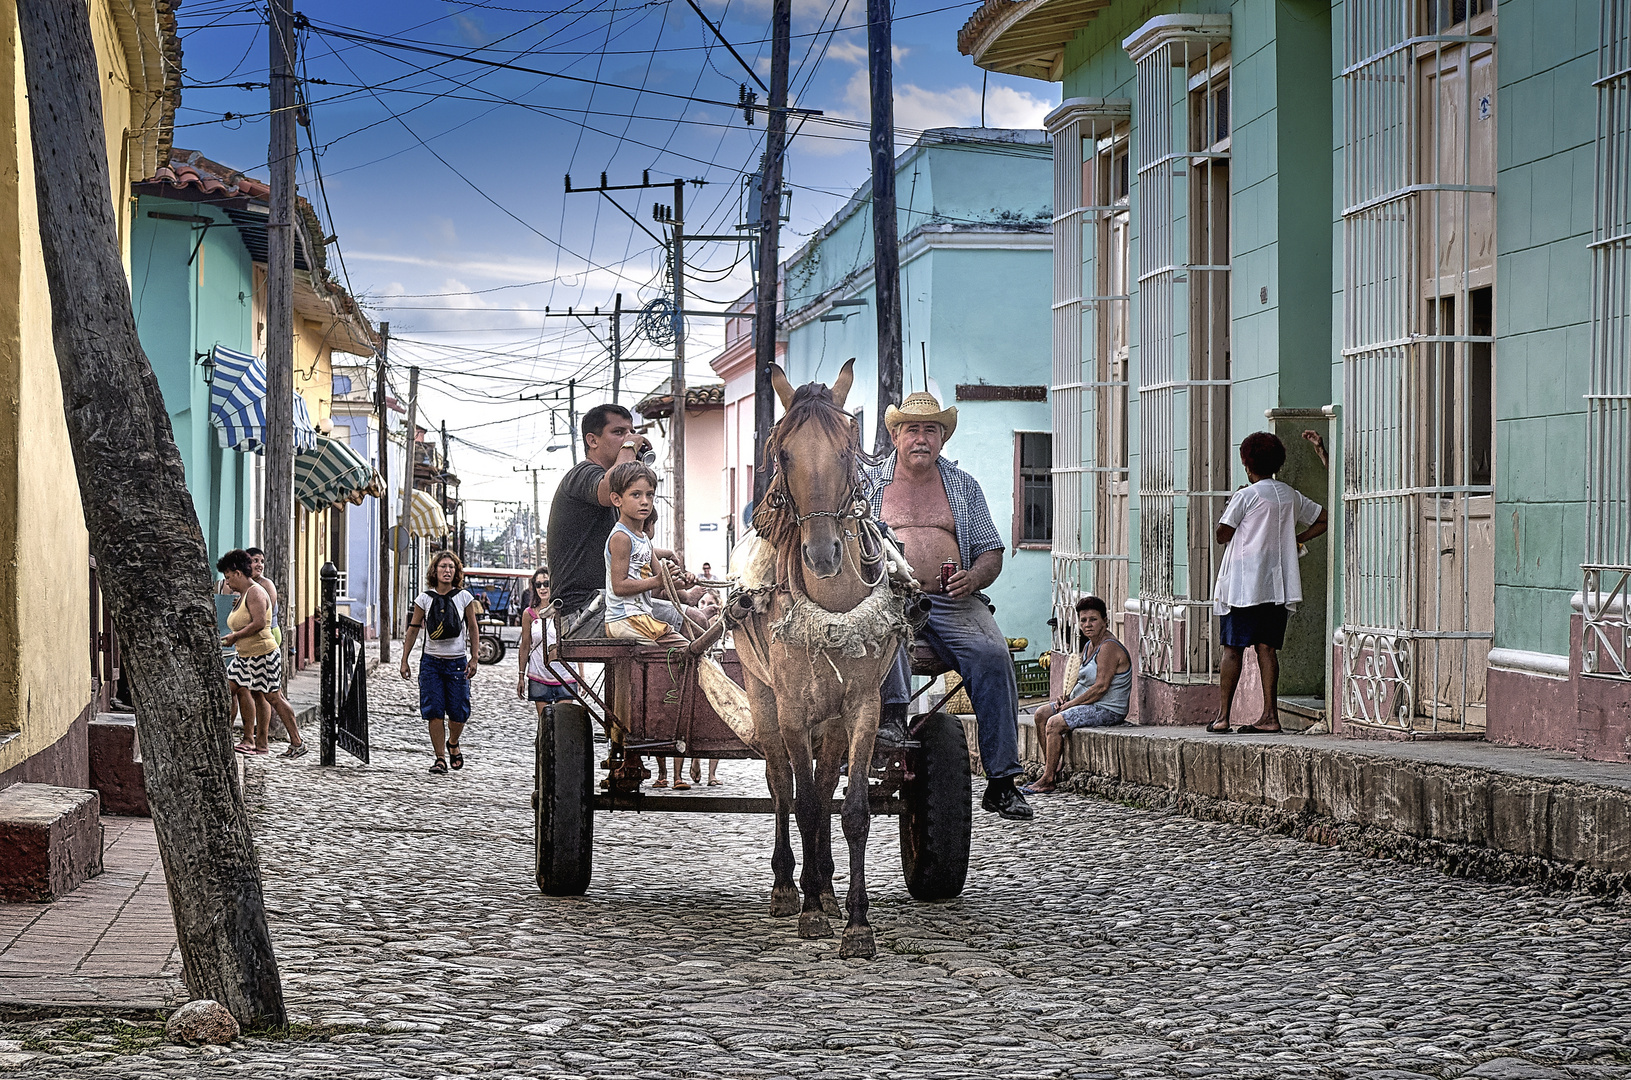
top-left (320, 561), bottom-right (370, 764)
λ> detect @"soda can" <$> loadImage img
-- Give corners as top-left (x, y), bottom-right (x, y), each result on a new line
top-left (940, 561), bottom-right (957, 594)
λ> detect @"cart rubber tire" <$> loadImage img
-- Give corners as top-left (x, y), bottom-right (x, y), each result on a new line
top-left (536, 702), bottom-right (594, 895)
top-left (898, 711), bottom-right (972, 901)
top-left (478, 635), bottom-right (505, 665)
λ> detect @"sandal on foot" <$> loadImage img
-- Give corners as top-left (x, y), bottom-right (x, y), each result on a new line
top-left (652, 778), bottom-right (669, 788)
top-left (707, 778), bottom-right (722, 786)
top-left (1235, 722), bottom-right (1282, 734)
top-left (671, 779), bottom-right (691, 791)
top-left (429, 758), bottom-right (448, 775)
top-left (447, 743), bottom-right (464, 770)
top-left (1206, 719), bottom-right (1232, 734)
top-left (1019, 784), bottom-right (1057, 796)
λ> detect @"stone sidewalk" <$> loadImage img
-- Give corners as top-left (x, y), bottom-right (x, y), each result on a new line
top-left (0, 817), bottom-right (183, 1016)
top-left (1018, 717), bottom-right (1631, 889)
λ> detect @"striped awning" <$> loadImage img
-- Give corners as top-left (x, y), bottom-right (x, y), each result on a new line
top-left (295, 434), bottom-right (381, 512)
top-left (208, 345), bottom-right (318, 454)
top-left (407, 489), bottom-right (448, 537)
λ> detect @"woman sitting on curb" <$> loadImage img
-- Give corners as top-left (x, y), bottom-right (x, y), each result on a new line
top-left (1023, 595), bottom-right (1131, 795)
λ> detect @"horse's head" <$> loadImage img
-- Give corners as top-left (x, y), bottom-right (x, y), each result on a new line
top-left (766, 359), bottom-right (858, 580)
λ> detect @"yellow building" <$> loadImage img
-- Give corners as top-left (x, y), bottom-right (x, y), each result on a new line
top-left (0, 1), bottom-right (180, 786)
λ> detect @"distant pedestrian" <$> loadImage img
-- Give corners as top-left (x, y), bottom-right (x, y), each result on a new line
top-left (1208, 432), bottom-right (1328, 734)
top-left (1023, 595), bottom-right (1131, 794)
top-left (517, 570), bottom-right (576, 720)
top-left (401, 550), bottom-right (482, 774)
top-left (218, 549), bottom-right (281, 756)
top-left (245, 546), bottom-right (305, 758)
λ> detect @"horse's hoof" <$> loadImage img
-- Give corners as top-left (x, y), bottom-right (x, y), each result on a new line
top-left (798, 911), bottom-right (833, 939)
top-left (769, 886), bottom-right (800, 918)
top-left (819, 890), bottom-right (841, 918)
top-left (839, 925), bottom-right (875, 959)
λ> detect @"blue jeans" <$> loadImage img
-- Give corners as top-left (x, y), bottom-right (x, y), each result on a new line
top-left (420, 655), bottom-right (471, 724)
top-left (882, 594), bottom-right (1023, 780)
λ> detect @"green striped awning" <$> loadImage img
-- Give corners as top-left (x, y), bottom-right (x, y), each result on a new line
top-left (295, 434), bottom-right (380, 512)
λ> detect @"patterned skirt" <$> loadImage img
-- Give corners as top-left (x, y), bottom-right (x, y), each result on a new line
top-left (229, 649), bottom-right (283, 694)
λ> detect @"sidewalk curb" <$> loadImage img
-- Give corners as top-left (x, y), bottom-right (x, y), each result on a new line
top-left (1023, 722), bottom-right (1631, 893)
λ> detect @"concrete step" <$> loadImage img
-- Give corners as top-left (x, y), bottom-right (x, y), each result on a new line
top-left (1021, 719), bottom-right (1631, 890)
top-left (0, 785), bottom-right (103, 902)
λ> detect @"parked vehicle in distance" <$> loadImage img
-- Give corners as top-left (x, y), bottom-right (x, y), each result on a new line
top-left (462, 567), bottom-right (535, 664)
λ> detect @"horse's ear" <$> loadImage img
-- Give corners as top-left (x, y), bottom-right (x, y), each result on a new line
top-left (769, 364), bottom-right (794, 409)
top-left (831, 358), bottom-right (855, 409)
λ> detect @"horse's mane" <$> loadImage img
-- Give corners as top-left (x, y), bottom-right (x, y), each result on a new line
top-left (753, 382), bottom-right (865, 547)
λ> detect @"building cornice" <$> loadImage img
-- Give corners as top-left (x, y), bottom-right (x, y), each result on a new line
top-left (1122, 14), bottom-right (1231, 63)
top-left (1044, 97), bottom-right (1132, 135)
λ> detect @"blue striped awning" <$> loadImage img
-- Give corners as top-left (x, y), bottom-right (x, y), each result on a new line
top-left (208, 345), bottom-right (318, 454)
top-left (295, 434), bottom-right (381, 512)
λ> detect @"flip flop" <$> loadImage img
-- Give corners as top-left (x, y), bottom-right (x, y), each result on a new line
top-left (671, 779), bottom-right (692, 791)
top-left (652, 779), bottom-right (669, 788)
top-left (1234, 723), bottom-right (1282, 734)
top-left (1019, 784), bottom-right (1057, 796)
top-left (1206, 721), bottom-right (1232, 734)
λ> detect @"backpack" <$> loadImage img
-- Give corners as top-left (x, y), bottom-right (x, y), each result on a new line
top-left (425, 591), bottom-right (464, 641)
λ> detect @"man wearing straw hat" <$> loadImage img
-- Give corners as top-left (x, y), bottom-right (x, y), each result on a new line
top-left (866, 391), bottom-right (1032, 821)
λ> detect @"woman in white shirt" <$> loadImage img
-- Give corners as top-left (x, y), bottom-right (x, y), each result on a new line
top-left (401, 551), bottom-right (482, 774)
top-left (1208, 432), bottom-right (1327, 734)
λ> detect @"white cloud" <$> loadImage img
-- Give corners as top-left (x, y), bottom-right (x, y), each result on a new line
top-left (823, 33), bottom-right (907, 67)
top-left (840, 69), bottom-right (1054, 133)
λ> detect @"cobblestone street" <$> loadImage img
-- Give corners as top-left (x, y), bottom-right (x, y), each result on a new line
top-left (6, 663), bottom-right (1631, 1078)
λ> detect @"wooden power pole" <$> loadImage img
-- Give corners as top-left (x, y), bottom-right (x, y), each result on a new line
top-left (611, 293), bottom-right (623, 405)
top-left (265, 0), bottom-right (297, 655)
top-left (867, 0), bottom-right (903, 455)
top-left (375, 322), bottom-right (391, 662)
top-left (18, 0), bottom-right (286, 1026)
top-left (391, 366), bottom-right (419, 633)
top-left (752, 0), bottom-right (791, 507)
top-left (670, 177), bottom-right (687, 563)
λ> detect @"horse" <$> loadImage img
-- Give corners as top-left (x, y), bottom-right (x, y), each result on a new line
top-left (730, 359), bottom-right (910, 959)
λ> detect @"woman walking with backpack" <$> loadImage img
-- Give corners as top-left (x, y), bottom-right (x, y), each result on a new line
top-left (401, 550), bottom-right (482, 774)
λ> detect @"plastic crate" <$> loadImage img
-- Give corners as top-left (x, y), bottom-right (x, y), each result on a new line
top-left (1015, 659), bottom-right (1050, 698)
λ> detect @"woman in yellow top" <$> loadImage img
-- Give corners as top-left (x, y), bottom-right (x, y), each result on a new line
top-left (218, 549), bottom-right (298, 757)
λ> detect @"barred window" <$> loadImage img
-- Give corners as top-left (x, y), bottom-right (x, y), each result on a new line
top-left (1016, 432), bottom-right (1052, 546)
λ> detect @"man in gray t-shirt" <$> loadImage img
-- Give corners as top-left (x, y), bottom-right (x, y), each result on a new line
top-left (546, 404), bottom-right (653, 637)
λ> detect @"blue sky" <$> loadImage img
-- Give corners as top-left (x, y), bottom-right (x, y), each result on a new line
top-left (176, 0), bottom-right (1058, 521)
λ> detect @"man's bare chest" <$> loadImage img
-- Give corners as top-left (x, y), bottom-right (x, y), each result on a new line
top-left (882, 476), bottom-right (955, 532)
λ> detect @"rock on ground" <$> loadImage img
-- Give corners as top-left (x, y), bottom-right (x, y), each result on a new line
top-left (164, 998), bottom-right (239, 1045)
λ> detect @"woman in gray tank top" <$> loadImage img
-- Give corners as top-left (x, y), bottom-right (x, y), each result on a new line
top-left (1023, 595), bottom-right (1132, 795)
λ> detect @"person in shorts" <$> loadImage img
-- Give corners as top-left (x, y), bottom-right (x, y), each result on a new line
top-left (1208, 432), bottom-right (1328, 734)
top-left (401, 550), bottom-right (482, 774)
top-left (218, 549), bottom-right (283, 756)
top-left (1023, 595), bottom-right (1131, 794)
top-left (517, 568), bottom-right (576, 717)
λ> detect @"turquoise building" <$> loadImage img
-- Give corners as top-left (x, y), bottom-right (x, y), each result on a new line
top-left (781, 128), bottom-right (1056, 656)
top-left (959, 0), bottom-right (1631, 759)
top-left (130, 152), bottom-right (266, 564)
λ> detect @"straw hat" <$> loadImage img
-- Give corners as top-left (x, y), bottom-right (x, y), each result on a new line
top-left (884, 391), bottom-right (957, 441)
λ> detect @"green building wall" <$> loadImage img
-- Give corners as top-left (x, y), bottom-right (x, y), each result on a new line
top-left (1490, 0), bottom-right (1599, 658)
top-left (131, 196), bottom-right (258, 564)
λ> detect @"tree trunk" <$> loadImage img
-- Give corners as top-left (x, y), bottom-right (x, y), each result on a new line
top-left (18, 0), bottom-right (286, 1028)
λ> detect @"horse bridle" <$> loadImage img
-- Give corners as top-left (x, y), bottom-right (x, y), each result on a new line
top-left (771, 485), bottom-right (865, 526)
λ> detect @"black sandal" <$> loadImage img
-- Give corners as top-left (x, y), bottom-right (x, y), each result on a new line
top-left (1206, 718), bottom-right (1232, 734)
top-left (429, 758), bottom-right (448, 774)
top-left (447, 743), bottom-right (464, 770)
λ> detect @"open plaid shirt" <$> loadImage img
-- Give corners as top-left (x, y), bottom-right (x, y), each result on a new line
top-left (863, 453), bottom-right (1004, 571)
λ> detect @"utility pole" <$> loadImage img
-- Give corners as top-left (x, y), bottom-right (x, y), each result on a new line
top-left (532, 470), bottom-right (542, 567)
top-left (611, 293), bottom-right (623, 405)
top-left (868, 0), bottom-right (904, 455)
top-left (391, 366), bottom-right (419, 635)
top-left (568, 378), bottom-right (578, 464)
top-left (670, 177), bottom-right (687, 564)
top-left (265, 0), bottom-right (297, 655)
top-left (375, 322), bottom-right (391, 663)
top-left (753, 0), bottom-right (791, 507)
top-left (440, 420), bottom-right (452, 551)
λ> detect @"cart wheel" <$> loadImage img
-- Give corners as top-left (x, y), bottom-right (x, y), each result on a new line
top-left (898, 712), bottom-right (972, 901)
top-left (536, 702), bottom-right (594, 895)
top-left (478, 635), bottom-right (505, 665)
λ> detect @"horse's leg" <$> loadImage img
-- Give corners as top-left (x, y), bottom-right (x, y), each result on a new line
top-left (811, 730), bottom-right (843, 918)
top-left (748, 676), bottom-right (798, 918)
top-left (839, 693), bottom-right (880, 959)
top-left (786, 726), bottom-right (833, 939)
